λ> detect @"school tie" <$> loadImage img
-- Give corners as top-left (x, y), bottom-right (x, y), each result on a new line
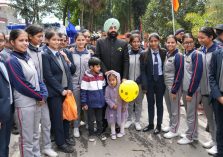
top-left (153, 52), bottom-right (159, 81)
top-left (55, 52), bottom-right (60, 58)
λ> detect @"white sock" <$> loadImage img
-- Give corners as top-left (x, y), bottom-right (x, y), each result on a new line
top-left (110, 123), bottom-right (116, 135)
top-left (120, 122), bottom-right (125, 134)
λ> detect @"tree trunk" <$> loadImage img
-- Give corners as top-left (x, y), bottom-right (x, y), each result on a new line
top-left (81, 5), bottom-right (84, 28)
top-left (63, 0), bottom-right (70, 25)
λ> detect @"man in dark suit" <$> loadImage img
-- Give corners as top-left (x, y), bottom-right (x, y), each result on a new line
top-left (95, 18), bottom-right (129, 132)
top-left (209, 48), bottom-right (223, 157)
top-left (140, 33), bottom-right (166, 134)
top-left (0, 58), bottom-right (13, 157)
top-left (42, 46), bottom-right (75, 153)
top-left (95, 18), bottom-right (129, 80)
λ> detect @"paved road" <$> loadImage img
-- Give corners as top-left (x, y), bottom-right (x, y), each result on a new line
top-left (9, 98), bottom-right (212, 157)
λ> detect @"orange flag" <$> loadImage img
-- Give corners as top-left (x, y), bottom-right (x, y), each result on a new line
top-left (173, 0), bottom-right (179, 12)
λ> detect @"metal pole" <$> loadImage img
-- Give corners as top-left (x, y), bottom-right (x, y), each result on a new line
top-left (171, 0), bottom-right (176, 34)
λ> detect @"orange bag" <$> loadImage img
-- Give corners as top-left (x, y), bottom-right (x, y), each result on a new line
top-left (63, 93), bottom-right (78, 121)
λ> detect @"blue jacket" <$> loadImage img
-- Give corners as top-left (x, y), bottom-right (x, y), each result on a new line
top-left (0, 60), bottom-right (12, 122)
top-left (185, 49), bottom-right (203, 97)
top-left (171, 50), bottom-right (184, 94)
top-left (209, 48), bottom-right (223, 99)
top-left (80, 70), bottom-right (105, 108)
top-left (6, 52), bottom-right (48, 101)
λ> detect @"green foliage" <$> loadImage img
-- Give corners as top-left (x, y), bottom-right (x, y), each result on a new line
top-left (142, 0), bottom-right (206, 38)
top-left (57, 0), bottom-right (150, 33)
top-left (184, 0), bottom-right (223, 37)
top-left (9, 0), bottom-right (59, 24)
top-left (142, 0), bottom-right (174, 37)
top-left (184, 12), bottom-right (210, 37)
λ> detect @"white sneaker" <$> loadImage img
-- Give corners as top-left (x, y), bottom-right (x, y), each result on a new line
top-left (202, 140), bottom-right (215, 149)
top-left (111, 134), bottom-right (117, 140)
top-left (135, 122), bottom-right (142, 131)
top-left (162, 126), bottom-right (170, 132)
top-left (180, 133), bottom-right (198, 141)
top-left (42, 148), bottom-right (58, 157)
top-left (73, 128), bottom-right (80, 138)
top-left (180, 133), bottom-right (186, 138)
top-left (163, 131), bottom-right (179, 139)
top-left (125, 121), bottom-right (132, 128)
top-left (177, 137), bottom-right (193, 145)
top-left (89, 136), bottom-right (96, 142)
top-left (207, 145), bottom-right (218, 155)
top-left (80, 121), bottom-right (86, 126)
top-left (117, 133), bottom-right (125, 138)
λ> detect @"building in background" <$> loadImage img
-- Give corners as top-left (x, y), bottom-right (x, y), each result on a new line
top-left (0, 0), bottom-right (20, 34)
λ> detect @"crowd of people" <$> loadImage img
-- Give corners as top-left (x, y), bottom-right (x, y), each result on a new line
top-left (0, 17), bottom-right (223, 157)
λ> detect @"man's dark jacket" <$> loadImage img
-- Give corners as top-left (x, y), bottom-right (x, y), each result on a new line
top-left (95, 37), bottom-right (129, 79)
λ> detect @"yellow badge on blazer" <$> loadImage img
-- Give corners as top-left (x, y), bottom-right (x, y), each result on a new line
top-left (117, 47), bottom-right (122, 52)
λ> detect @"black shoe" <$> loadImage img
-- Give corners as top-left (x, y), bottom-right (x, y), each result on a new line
top-left (58, 144), bottom-right (74, 153)
top-left (205, 124), bottom-right (210, 132)
top-left (11, 127), bottom-right (19, 135)
top-left (143, 124), bottom-right (154, 132)
top-left (154, 125), bottom-right (161, 135)
top-left (50, 135), bottom-right (55, 142)
top-left (65, 138), bottom-right (75, 146)
top-left (115, 127), bottom-right (120, 133)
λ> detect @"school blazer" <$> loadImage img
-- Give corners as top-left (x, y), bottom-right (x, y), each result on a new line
top-left (0, 61), bottom-right (12, 122)
top-left (140, 48), bottom-right (166, 90)
top-left (42, 47), bottom-right (73, 97)
top-left (209, 48), bottom-right (223, 100)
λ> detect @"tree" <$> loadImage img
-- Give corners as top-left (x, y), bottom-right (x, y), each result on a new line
top-left (184, 0), bottom-right (223, 37)
top-left (142, 0), bottom-right (206, 37)
top-left (205, 0), bottom-right (223, 24)
top-left (142, 0), bottom-right (175, 37)
top-left (131, 0), bottom-right (150, 30)
top-left (10, 0), bottom-right (59, 25)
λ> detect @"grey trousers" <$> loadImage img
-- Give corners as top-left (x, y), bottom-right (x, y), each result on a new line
top-left (164, 88), bottom-right (182, 133)
top-left (73, 90), bottom-right (88, 128)
top-left (127, 86), bottom-right (144, 123)
top-left (33, 103), bottom-right (51, 157)
top-left (202, 95), bottom-right (217, 143)
top-left (15, 106), bottom-right (37, 157)
top-left (183, 91), bottom-right (201, 140)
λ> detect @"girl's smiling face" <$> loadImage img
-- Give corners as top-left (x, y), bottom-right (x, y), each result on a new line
top-left (47, 34), bottom-right (60, 51)
top-left (131, 37), bottom-right (140, 50)
top-left (183, 37), bottom-right (195, 52)
top-left (166, 37), bottom-right (177, 53)
top-left (11, 32), bottom-right (29, 53)
top-left (0, 33), bottom-right (5, 51)
top-left (76, 35), bottom-right (86, 50)
top-left (149, 36), bottom-right (160, 50)
top-left (197, 32), bottom-right (213, 47)
top-left (29, 32), bottom-right (44, 46)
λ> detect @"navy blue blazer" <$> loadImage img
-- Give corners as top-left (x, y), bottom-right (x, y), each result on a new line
top-left (140, 48), bottom-right (166, 91)
top-left (42, 47), bottom-right (73, 97)
top-left (209, 48), bottom-right (223, 99)
top-left (0, 61), bottom-right (12, 122)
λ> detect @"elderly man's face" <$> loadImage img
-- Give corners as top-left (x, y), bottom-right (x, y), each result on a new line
top-left (108, 26), bottom-right (117, 33)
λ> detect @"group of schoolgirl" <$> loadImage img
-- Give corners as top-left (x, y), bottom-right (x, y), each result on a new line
top-left (0, 24), bottom-right (143, 156)
top-left (1, 23), bottom-right (223, 157)
top-left (125, 25), bottom-right (223, 157)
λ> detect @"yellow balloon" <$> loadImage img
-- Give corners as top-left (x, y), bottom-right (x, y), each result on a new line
top-left (119, 80), bottom-right (139, 102)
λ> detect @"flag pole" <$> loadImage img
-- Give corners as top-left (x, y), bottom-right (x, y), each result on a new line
top-left (171, 0), bottom-right (176, 34)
